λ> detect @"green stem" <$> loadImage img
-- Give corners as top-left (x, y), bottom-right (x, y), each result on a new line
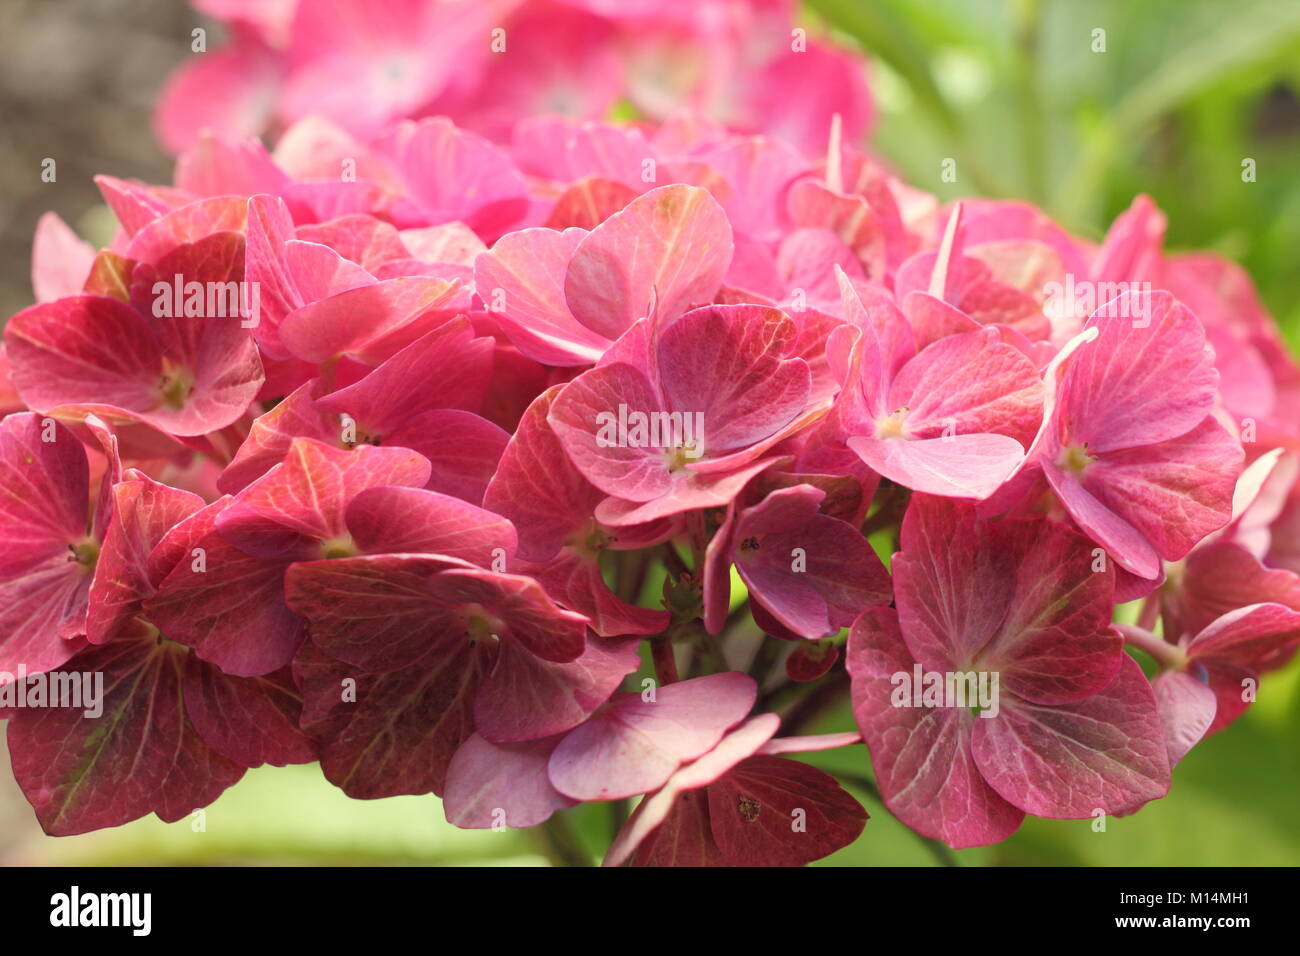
top-left (614, 548), bottom-right (651, 604)
top-left (534, 813), bottom-right (591, 867)
top-left (1117, 624), bottom-right (1186, 671)
top-left (652, 632), bottom-right (680, 684)
top-left (610, 798), bottom-right (629, 838)
top-left (861, 481), bottom-right (910, 537)
top-left (1136, 595), bottom-right (1161, 632)
top-left (779, 670), bottom-right (850, 735)
top-left (747, 634), bottom-right (784, 683)
top-left (661, 542), bottom-right (691, 581)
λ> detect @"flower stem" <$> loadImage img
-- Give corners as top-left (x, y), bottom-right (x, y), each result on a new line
top-left (1116, 624), bottom-right (1186, 671)
top-left (1136, 595), bottom-right (1161, 631)
top-left (779, 670), bottom-right (850, 735)
top-left (652, 632), bottom-right (680, 684)
top-left (746, 633), bottom-right (784, 683)
top-left (534, 813), bottom-right (591, 867)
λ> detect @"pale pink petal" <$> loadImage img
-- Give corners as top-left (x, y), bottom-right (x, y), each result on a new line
top-left (548, 672), bottom-right (757, 801)
top-left (443, 733), bottom-right (574, 829)
top-left (565, 184), bottom-right (733, 338)
top-left (846, 607), bottom-right (1025, 848)
top-left (972, 655), bottom-right (1170, 818)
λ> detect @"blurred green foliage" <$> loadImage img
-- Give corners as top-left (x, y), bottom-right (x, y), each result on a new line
top-left (10, 0), bottom-right (1299, 868)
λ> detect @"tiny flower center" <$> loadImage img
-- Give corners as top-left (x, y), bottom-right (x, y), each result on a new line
top-left (567, 519), bottom-right (616, 560)
top-left (319, 535), bottom-right (360, 559)
top-left (158, 359), bottom-right (195, 410)
top-left (68, 537), bottom-right (99, 568)
top-left (874, 407), bottom-right (909, 440)
top-left (1056, 442), bottom-right (1096, 475)
top-left (464, 605), bottom-right (504, 646)
top-left (664, 443), bottom-right (700, 472)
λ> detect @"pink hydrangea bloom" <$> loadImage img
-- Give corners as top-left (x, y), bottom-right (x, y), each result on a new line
top-left (848, 496), bottom-right (1169, 848)
top-left (2, 16), bottom-right (1294, 868)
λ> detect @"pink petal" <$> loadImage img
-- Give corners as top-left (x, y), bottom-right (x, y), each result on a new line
top-left (593, 454), bottom-right (785, 526)
top-left (387, 408), bottom-right (507, 505)
top-left (520, 549), bottom-right (669, 637)
top-left (277, 276), bottom-right (461, 363)
top-left (94, 175), bottom-right (182, 238)
top-left (443, 733), bottom-right (574, 829)
top-left (548, 362), bottom-right (675, 503)
top-left (1091, 194), bottom-right (1165, 284)
top-left (345, 485), bottom-right (516, 565)
top-left (1152, 670), bottom-right (1217, 767)
top-left (544, 177), bottom-right (641, 231)
top-left (847, 607), bottom-right (1025, 848)
top-left (888, 328), bottom-right (1043, 446)
top-left (86, 476), bottom-right (205, 644)
top-left (835, 270), bottom-right (915, 415)
top-left (733, 485), bottom-right (891, 638)
top-left (697, 136), bottom-right (808, 243)
top-left (284, 553), bottom-right (469, 672)
top-left (475, 227), bottom-right (612, 366)
top-left (1187, 602), bottom-right (1300, 672)
top-left (5, 295), bottom-right (168, 422)
top-left (123, 196), bottom-right (248, 266)
top-left (565, 184), bottom-right (733, 338)
top-left (293, 635), bottom-right (483, 798)
top-left (485, 385), bottom-right (606, 562)
top-left (153, 33), bottom-right (279, 153)
top-left (1074, 415), bottom-right (1242, 563)
top-left (425, 568), bottom-right (589, 664)
top-left (313, 317), bottom-right (494, 431)
top-left (474, 635), bottom-right (642, 744)
top-left (378, 117), bottom-right (529, 240)
top-left (849, 433), bottom-right (1026, 500)
top-left (603, 713), bottom-right (780, 867)
top-left (901, 290), bottom-right (980, 352)
top-left (513, 116), bottom-right (657, 190)
top-left (1168, 540), bottom-right (1300, 639)
top-left (145, 531), bottom-right (303, 676)
top-left (705, 755), bottom-right (867, 866)
top-left (625, 790), bottom-right (726, 866)
top-left (972, 655), bottom-right (1170, 818)
top-left (31, 213), bottom-right (95, 302)
top-left (294, 214), bottom-right (410, 272)
top-left (175, 132), bottom-right (289, 197)
top-left (548, 672), bottom-right (758, 801)
top-left (183, 659), bottom-right (316, 768)
top-left (0, 414), bottom-right (92, 673)
top-left (6, 638), bottom-right (245, 835)
top-left (1065, 292), bottom-right (1219, 453)
top-left (217, 439), bottom-right (431, 551)
top-left (218, 380), bottom-right (340, 494)
top-left (742, 40), bottom-right (873, 155)
top-left (657, 305), bottom-right (811, 454)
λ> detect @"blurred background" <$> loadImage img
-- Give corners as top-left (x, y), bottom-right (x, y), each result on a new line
top-left (1, 0), bottom-right (1298, 865)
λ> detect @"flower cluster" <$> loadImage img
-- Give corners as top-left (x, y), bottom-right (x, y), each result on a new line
top-left (3, 3), bottom-right (1299, 865)
top-left (154, 0), bottom-right (871, 156)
